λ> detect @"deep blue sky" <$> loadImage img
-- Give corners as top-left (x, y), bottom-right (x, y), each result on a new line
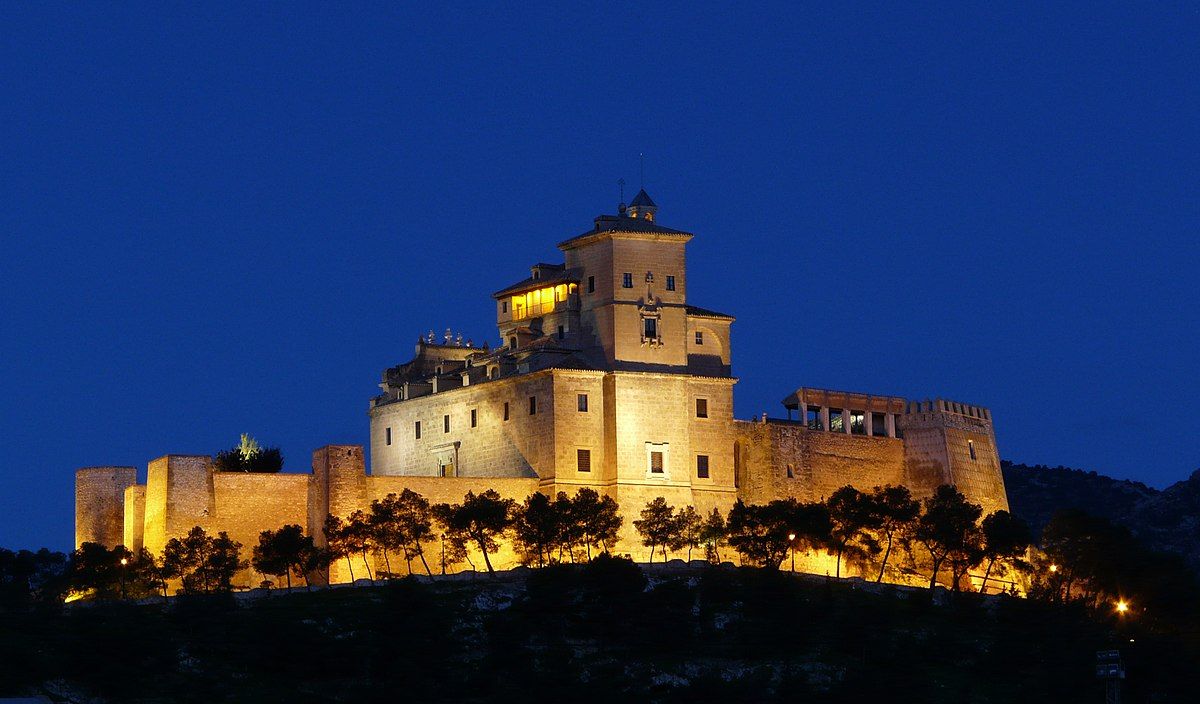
top-left (2, 4), bottom-right (1197, 551)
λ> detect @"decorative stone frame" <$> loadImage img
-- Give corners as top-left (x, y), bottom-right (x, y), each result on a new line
top-left (644, 441), bottom-right (670, 480)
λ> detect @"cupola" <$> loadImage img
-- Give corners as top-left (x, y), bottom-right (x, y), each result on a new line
top-left (626, 188), bottom-right (657, 222)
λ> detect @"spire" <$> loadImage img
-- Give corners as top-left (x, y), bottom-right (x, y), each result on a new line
top-left (626, 188), bottom-right (658, 222)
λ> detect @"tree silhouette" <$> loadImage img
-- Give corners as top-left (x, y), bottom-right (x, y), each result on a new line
top-left (434, 490), bottom-right (514, 575)
top-left (633, 497), bottom-right (677, 563)
top-left (674, 505), bottom-right (703, 561)
top-left (343, 510), bottom-right (375, 582)
top-left (573, 488), bottom-right (621, 559)
top-left (161, 526), bottom-right (246, 594)
top-left (513, 492), bottom-right (560, 567)
top-left (368, 495), bottom-right (402, 576)
top-left (323, 514), bottom-right (357, 583)
top-left (915, 486), bottom-right (983, 590)
top-left (826, 486), bottom-right (880, 578)
top-left (252, 524), bottom-right (322, 592)
top-left (394, 489), bottom-right (436, 576)
top-left (698, 508), bottom-right (728, 563)
top-left (865, 485), bottom-right (920, 583)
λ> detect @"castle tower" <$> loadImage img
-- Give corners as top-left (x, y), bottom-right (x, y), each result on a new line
top-left (901, 400), bottom-right (1009, 515)
top-left (75, 466), bottom-right (137, 548)
top-left (143, 455), bottom-right (214, 556)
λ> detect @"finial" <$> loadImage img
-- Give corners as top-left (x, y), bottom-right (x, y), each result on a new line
top-left (444, 328), bottom-right (452, 344)
top-left (427, 330), bottom-right (435, 343)
top-left (455, 333), bottom-right (463, 346)
top-left (639, 153), bottom-right (645, 189)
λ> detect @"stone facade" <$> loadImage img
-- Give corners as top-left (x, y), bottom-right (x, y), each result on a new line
top-left (74, 191), bottom-right (1011, 585)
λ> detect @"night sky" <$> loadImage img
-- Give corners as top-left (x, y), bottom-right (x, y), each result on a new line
top-left (3, 4), bottom-right (1197, 551)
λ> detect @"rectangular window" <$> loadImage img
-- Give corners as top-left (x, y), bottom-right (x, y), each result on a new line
top-left (696, 398), bottom-right (708, 418)
top-left (650, 451), bottom-right (664, 474)
top-left (577, 393), bottom-right (588, 412)
top-left (503, 402), bottom-right (510, 421)
top-left (577, 448), bottom-right (591, 473)
top-left (969, 440), bottom-right (977, 460)
top-left (557, 325), bottom-right (564, 339)
top-left (893, 414), bottom-right (904, 439)
top-left (850, 411), bottom-right (866, 435)
top-left (414, 421), bottom-right (421, 439)
top-left (529, 396), bottom-right (537, 415)
top-left (666, 275), bottom-right (676, 291)
top-left (871, 412), bottom-right (887, 437)
top-left (443, 414), bottom-right (450, 433)
top-left (502, 301), bottom-right (508, 313)
top-left (806, 407), bottom-right (823, 430)
top-left (695, 331), bottom-right (703, 345)
top-left (587, 275), bottom-right (595, 293)
top-left (471, 409), bottom-right (477, 428)
top-left (385, 427), bottom-right (392, 446)
top-left (622, 272), bottom-right (633, 288)
top-left (697, 454), bottom-right (709, 479)
top-left (643, 317), bottom-right (658, 339)
top-left (828, 408), bottom-right (844, 433)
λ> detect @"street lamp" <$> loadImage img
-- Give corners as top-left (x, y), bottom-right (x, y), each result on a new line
top-left (119, 556), bottom-right (129, 600)
top-left (1116, 600), bottom-right (1130, 614)
top-left (1048, 564), bottom-right (1058, 573)
top-left (787, 533), bottom-right (797, 573)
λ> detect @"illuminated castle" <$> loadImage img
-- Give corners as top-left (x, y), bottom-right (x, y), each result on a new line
top-left (76, 190), bottom-right (1010, 583)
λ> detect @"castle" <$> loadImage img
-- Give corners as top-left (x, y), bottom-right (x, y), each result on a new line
top-left (76, 191), bottom-right (1010, 583)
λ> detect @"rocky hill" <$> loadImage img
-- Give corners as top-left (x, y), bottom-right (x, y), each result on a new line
top-left (1003, 461), bottom-right (1200, 570)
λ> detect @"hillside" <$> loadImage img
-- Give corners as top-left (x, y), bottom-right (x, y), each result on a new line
top-left (1003, 461), bottom-right (1200, 570)
top-left (2, 562), bottom-right (1196, 704)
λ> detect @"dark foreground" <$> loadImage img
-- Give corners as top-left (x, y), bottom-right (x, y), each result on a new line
top-left (2, 560), bottom-right (1196, 703)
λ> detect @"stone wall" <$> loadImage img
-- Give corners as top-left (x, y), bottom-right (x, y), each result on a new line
top-left (211, 472), bottom-right (312, 576)
top-left (122, 485), bottom-right (146, 552)
top-left (74, 466), bottom-right (137, 548)
top-left (143, 455), bottom-right (213, 556)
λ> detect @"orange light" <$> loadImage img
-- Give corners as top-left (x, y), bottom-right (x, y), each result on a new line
top-left (1048, 564), bottom-right (1058, 573)
top-left (1116, 600), bottom-right (1129, 613)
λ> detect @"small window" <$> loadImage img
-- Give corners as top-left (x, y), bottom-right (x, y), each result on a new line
top-left (643, 317), bottom-right (658, 339)
top-left (443, 414), bottom-right (450, 433)
top-left (529, 396), bottom-right (537, 415)
top-left (871, 412), bottom-right (887, 437)
top-left (508, 336), bottom-right (517, 350)
top-left (806, 408), bottom-right (822, 430)
top-left (786, 464), bottom-right (794, 478)
top-left (577, 449), bottom-right (591, 473)
top-left (385, 427), bottom-right (392, 446)
top-left (650, 451), bottom-right (664, 474)
top-left (415, 421), bottom-right (421, 439)
top-left (893, 415), bottom-right (904, 439)
top-left (557, 325), bottom-right (564, 339)
top-left (666, 275), bottom-right (676, 291)
top-left (502, 301), bottom-right (508, 313)
top-left (587, 275), bottom-right (595, 293)
top-left (695, 331), bottom-right (703, 345)
top-left (471, 409), bottom-right (477, 428)
top-left (828, 408), bottom-right (844, 432)
top-left (850, 411), bottom-right (866, 435)
top-left (696, 398), bottom-right (708, 419)
top-left (697, 454), bottom-right (709, 479)
top-left (622, 272), bottom-right (633, 288)
top-left (969, 440), bottom-right (977, 460)
top-left (577, 393), bottom-right (588, 412)
top-left (503, 402), bottom-right (510, 421)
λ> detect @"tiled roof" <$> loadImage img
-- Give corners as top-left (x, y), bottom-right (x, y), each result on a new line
top-left (492, 268), bottom-right (580, 298)
top-left (630, 188), bottom-right (656, 207)
top-left (685, 304), bottom-right (735, 320)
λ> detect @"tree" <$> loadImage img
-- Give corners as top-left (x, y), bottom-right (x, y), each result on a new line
top-left (573, 488), bottom-right (622, 560)
top-left (553, 491), bottom-right (583, 561)
top-left (978, 510), bottom-right (1031, 593)
top-left (865, 485), bottom-right (920, 583)
top-left (434, 490), bottom-right (514, 575)
top-left (161, 526), bottom-right (246, 594)
top-left (323, 514), bottom-right (357, 583)
top-left (64, 543), bottom-right (159, 600)
top-left (394, 489), bottom-right (436, 576)
top-left (0, 548), bottom-right (67, 605)
top-left (674, 505), bottom-right (704, 561)
top-left (698, 508), bottom-right (728, 564)
top-left (915, 485), bottom-right (983, 590)
top-left (727, 499), bottom-right (826, 569)
top-left (212, 433), bottom-right (283, 473)
top-left (368, 495), bottom-right (402, 576)
top-left (343, 510), bottom-right (376, 581)
top-left (433, 503), bottom-right (476, 573)
top-left (825, 486), bottom-right (880, 578)
top-left (513, 492), bottom-right (560, 567)
top-left (633, 497), bottom-right (677, 563)
top-left (252, 524), bottom-right (322, 592)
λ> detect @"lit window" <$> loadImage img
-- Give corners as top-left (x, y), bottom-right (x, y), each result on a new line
top-left (697, 454), bottom-right (709, 479)
top-left (587, 275), bottom-right (595, 293)
top-left (695, 331), bottom-right (703, 345)
top-left (577, 449), bottom-right (591, 473)
top-left (850, 411), bottom-right (866, 435)
top-left (529, 396), bottom-right (537, 415)
top-left (643, 317), bottom-right (658, 340)
top-left (443, 415), bottom-right (450, 433)
top-left (415, 421), bottom-right (421, 439)
top-left (696, 398), bottom-right (708, 418)
top-left (666, 275), bottom-right (675, 291)
top-left (385, 427), bottom-right (391, 446)
top-left (829, 408), bottom-right (844, 433)
top-left (622, 272), bottom-right (633, 288)
top-left (503, 402), bottom-right (509, 421)
top-left (471, 409), bottom-right (477, 428)
top-left (650, 451), bottom-right (664, 474)
top-left (577, 393), bottom-right (588, 412)
top-left (969, 440), bottom-right (977, 460)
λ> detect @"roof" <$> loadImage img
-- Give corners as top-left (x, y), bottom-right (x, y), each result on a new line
top-left (630, 188), bottom-right (656, 208)
top-left (685, 304), bottom-right (735, 320)
top-left (492, 268), bottom-right (580, 298)
top-left (558, 215), bottom-right (693, 249)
